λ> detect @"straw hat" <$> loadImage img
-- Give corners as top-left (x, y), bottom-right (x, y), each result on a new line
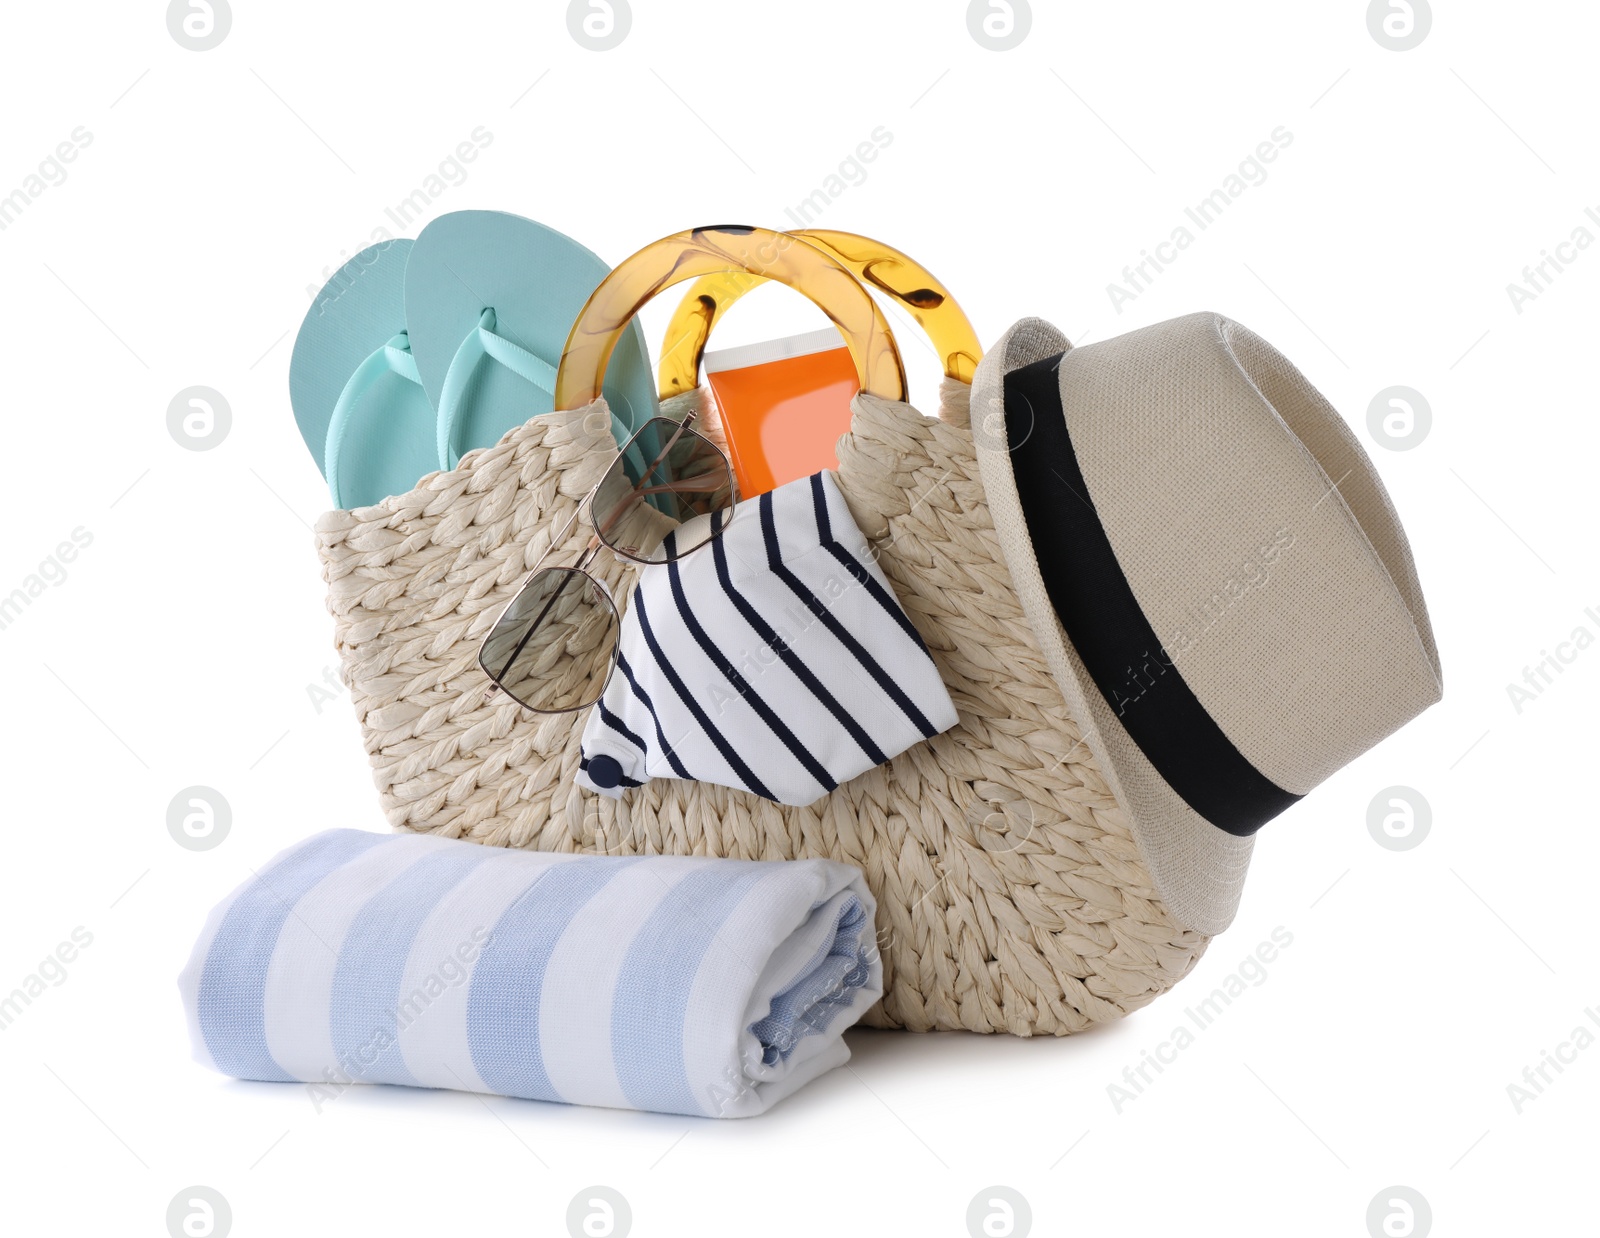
top-left (971, 314), bottom-right (1443, 933)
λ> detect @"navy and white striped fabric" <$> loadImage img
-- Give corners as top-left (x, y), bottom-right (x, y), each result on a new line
top-left (179, 830), bottom-right (881, 1118)
top-left (577, 470), bottom-right (958, 806)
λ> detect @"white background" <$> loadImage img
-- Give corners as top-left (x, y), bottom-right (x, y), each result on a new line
top-left (1, 1), bottom-right (1595, 1235)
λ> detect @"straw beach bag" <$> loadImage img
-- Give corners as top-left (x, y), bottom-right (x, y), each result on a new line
top-left (317, 227), bottom-right (1438, 1034)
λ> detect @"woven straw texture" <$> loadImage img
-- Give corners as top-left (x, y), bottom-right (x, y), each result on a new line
top-left (315, 383), bottom-right (1210, 1035)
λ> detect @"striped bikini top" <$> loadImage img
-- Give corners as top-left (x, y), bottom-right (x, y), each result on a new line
top-left (577, 470), bottom-right (958, 806)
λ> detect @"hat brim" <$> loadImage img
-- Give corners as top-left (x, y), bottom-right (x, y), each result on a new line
top-left (971, 319), bottom-right (1252, 935)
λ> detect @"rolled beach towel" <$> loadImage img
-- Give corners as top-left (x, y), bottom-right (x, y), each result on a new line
top-left (179, 830), bottom-right (880, 1118)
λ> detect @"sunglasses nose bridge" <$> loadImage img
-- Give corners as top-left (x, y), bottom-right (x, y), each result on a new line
top-left (575, 539), bottom-right (604, 573)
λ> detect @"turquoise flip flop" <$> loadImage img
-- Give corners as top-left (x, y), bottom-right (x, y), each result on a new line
top-left (404, 210), bottom-right (658, 470)
top-left (289, 240), bottom-right (439, 509)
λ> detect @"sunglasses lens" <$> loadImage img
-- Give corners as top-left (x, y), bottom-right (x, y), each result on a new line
top-left (592, 418), bottom-right (736, 564)
top-left (479, 568), bottom-right (618, 712)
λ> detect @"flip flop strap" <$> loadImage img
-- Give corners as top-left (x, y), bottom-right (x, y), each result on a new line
top-left (325, 332), bottom-right (422, 509)
top-left (435, 308), bottom-right (562, 469)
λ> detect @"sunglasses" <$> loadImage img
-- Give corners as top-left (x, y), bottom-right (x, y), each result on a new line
top-left (478, 412), bottom-right (737, 713)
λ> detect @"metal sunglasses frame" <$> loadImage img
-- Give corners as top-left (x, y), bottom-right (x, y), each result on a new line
top-left (477, 410), bottom-right (737, 713)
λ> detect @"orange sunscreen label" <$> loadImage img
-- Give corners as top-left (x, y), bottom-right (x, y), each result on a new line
top-left (704, 328), bottom-right (859, 499)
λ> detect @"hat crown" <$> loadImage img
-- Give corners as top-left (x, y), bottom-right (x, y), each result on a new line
top-left (1056, 312), bottom-right (1440, 797)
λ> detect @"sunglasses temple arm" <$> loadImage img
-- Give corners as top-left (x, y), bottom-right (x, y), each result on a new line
top-left (637, 476), bottom-right (728, 495)
top-left (591, 487), bottom-right (721, 551)
top-left (591, 475), bottom-right (728, 545)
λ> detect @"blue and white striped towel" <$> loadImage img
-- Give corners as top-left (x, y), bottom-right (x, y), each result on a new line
top-left (179, 830), bottom-right (881, 1118)
top-left (577, 470), bottom-right (959, 805)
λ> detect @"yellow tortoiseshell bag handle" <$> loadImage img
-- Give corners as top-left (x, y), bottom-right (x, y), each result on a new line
top-left (554, 225), bottom-right (906, 412)
top-left (654, 229), bottom-right (982, 400)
